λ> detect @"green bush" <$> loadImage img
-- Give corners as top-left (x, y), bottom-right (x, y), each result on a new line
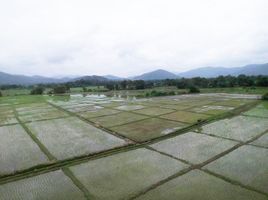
top-left (145, 90), bottom-right (176, 97)
top-left (53, 85), bottom-right (70, 94)
top-left (47, 90), bottom-right (53, 95)
top-left (188, 86), bottom-right (200, 93)
top-left (30, 87), bottom-right (44, 95)
top-left (262, 93), bottom-right (268, 100)
top-left (82, 87), bottom-right (87, 92)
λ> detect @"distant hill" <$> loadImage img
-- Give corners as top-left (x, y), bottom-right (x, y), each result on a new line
top-left (73, 75), bottom-right (108, 82)
top-left (178, 63), bottom-right (268, 78)
top-left (104, 75), bottom-right (125, 80)
top-left (133, 69), bottom-right (178, 80)
top-left (1, 63), bottom-right (267, 85)
top-left (0, 72), bottom-right (72, 85)
top-left (237, 63), bottom-right (268, 76)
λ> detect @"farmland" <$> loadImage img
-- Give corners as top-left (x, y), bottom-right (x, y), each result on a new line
top-left (0, 93), bottom-right (267, 199)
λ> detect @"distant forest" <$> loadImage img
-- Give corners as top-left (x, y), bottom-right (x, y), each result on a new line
top-left (1, 75), bottom-right (268, 91)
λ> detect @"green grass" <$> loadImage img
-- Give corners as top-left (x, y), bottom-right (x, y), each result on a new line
top-left (111, 118), bottom-right (187, 142)
top-left (133, 107), bottom-right (175, 116)
top-left (90, 112), bottom-right (149, 127)
top-left (78, 108), bottom-right (121, 119)
top-left (1, 89), bottom-right (31, 96)
top-left (160, 111), bottom-right (210, 124)
top-left (200, 87), bottom-right (268, 95)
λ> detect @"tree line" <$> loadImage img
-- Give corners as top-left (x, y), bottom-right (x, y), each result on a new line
top-left (0, 75), bottom-right (267, 96)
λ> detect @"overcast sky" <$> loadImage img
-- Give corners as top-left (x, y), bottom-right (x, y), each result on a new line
top-left (0, 0), bottom-right (267, 77)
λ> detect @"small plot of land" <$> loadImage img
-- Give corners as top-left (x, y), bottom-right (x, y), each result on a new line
top-left (133, 107), bottom-right (175, 116)
top-left (158, 103), bottom-right (193, 110)
top-left (212, 99), bottom-right (253, 107)
top-left (115, 105), bottom-right (145, 111)
top-left (0, 114), bottom-right (18, 126)
top-left (204, 145), bottom-right (268, 193)
top-left (0, 107), bottom-right (18, 125)
top-left (90, 112), bottom-right (149, 127)
top-left (111, 118), bottom-right (187, 142)
top-left (16, 103), bottom-right (69, 123)
top-left (243, 102), bottom-right (268, 118)
top-left (190, 105), bottom-right (234, 115)
top-left (78, 108), bottom-right (121, 119)
top-left (200, 116), bottom-right (268, 142)
top-left (150, 132), bottom-right (238, 164)
top-left (70, 148), bottom-right (188, 200)
top-left (250, 133), bottom-right (268, 148)
top-left (0, 124), bottom-right (49, 175)
top-left (0, 170), bottom-right (86, 200)
top-left (26, 117), bottom-right (128, 160)
top-left (160, 110), bottom-right (210, 124)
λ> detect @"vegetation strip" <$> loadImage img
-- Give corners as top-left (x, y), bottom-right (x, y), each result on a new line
top-left (62, 168), bottom-right (95, 200)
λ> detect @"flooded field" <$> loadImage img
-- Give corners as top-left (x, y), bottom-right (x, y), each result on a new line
top-left (0, 93), bottom-right (267, 199)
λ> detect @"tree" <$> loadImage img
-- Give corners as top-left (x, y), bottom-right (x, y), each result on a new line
top-left (53, 85), bottom-right (70, 94)
top-left (0, 90), bottom-right (2, 97)
top-left (82, 87), bottom-right (87, 92)
top-left (134, 80), bottom-right (145, 90)
top-left (188, 85), bottom-right (200, 93)
top-left (256, 76), bottom-right (268, 87)
top-left (30, 86), bottom-right (44, 95)
top-left (262, 93), bottom-right (268, 101)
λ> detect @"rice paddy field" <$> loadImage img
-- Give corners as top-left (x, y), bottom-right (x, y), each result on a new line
top-left (0, 93), bottom-right (267, 200)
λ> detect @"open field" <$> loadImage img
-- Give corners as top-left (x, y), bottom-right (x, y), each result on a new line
top-left (0, 92), bottom-right (267, 199)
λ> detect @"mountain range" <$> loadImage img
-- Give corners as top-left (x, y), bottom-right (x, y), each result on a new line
top-left (0, 63), bottom-right (267, 85)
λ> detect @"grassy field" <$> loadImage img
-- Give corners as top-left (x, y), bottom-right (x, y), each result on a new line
top-left (0, 93), bottom-right (267, 199)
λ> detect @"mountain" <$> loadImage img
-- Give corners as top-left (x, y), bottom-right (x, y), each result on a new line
top-left (177, 67), bottom-right (237, 78)
top-left (133, 69), bottom-right (178, 80)
top-left (178, 63), bottom-right (268, 78)
top-left (237, 63), bottom-right (268, 76)
top-left (104, 75), bottom-right (125, 80)
top-left (0, 72), bottom-right (72, 85)
top-left (73, 75), bottom-right (108, 82)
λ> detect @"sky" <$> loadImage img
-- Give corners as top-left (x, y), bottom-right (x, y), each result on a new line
top-left (0, 0), bottom-right (268, 77)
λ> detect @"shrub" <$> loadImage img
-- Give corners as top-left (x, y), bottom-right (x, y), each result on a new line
top-left (30, 87), bottom-right (44, 95)
top-left (47, 90), bottom-right (53, 95)
top-left (168, 91), bottom-right (176, 95)
top-left (53, 85), bottom-right (70, 94)
top-left (188, 86), bottom-right (200, 93)
top-left (82, 87), bottom-right (87, 92)
top-left (262, 93), bottom-right (268, 101)
top-left (145, 90), bottom-right (176, 97)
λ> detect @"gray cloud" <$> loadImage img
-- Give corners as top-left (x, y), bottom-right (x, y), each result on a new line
top-left (0, 0), bottom-right (267, 76)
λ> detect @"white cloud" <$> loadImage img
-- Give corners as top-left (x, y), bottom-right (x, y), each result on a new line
top-left (0, 0), bottom-right (267, 76)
